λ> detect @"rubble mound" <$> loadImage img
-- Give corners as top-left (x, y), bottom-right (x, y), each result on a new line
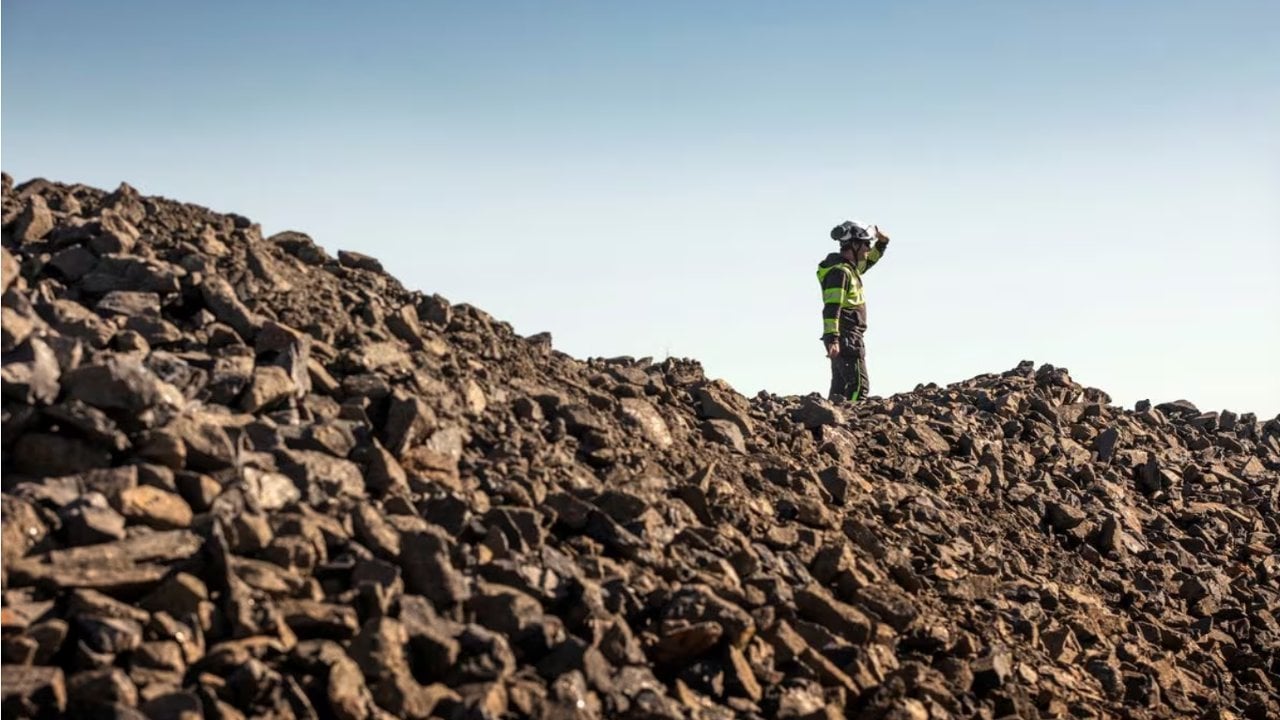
top-left (2, 174), bottom-right (1277, 719)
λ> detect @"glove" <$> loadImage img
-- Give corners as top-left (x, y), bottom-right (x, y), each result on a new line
top-left (873, 225), bottom-right (890, 248)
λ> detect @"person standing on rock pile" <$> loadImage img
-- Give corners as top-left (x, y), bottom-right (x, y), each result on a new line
top-left (817, 220), bottom-right (890, 403)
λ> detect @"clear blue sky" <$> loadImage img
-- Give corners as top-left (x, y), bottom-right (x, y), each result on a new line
top-left (4, 1), bottom-right (1278, 416)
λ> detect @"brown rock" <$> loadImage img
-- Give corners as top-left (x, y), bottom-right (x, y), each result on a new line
top-left (15, 194), bottom-right (54, 243)
top-left (1, 665), bottom-right (66, 717)
top-left (117, 486), bottom-right (193, 529)
top-left (66, 667), bottom-right (138, 710)
top-left (795, 584), bottom-right (872, 643)
top-left (89, 210), bottom-right (141, 254)
top-left (2, 245), bottom-right (21, 291)
top-left (651, 621), bottom-right (722, 665)
top-left (239, 365), bottom-right (297, 412)
top-left (1, 337), bottom-right (61, 405)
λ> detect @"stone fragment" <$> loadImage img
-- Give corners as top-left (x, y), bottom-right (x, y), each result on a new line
top-left (1, 665), bottom-right (66, 717)
top-left (15, 194), bottom-right (55, 243)
top-left (338, 250), bottom-right (384, 272)
top-left (1, 337), bottom-right (61, 405)
top-left (791, 395), bottom-right (844, 429)
top-left (117, 486), bottom-right (194, 529)
top-left (200, 276), bottom-right (262, 341)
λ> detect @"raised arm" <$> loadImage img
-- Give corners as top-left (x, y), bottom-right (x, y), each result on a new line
top-left (857, 226), bottom-right (891, 274)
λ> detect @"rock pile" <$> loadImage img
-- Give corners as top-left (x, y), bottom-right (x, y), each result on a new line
top-left (2, 174), bottom-right (1277, 719)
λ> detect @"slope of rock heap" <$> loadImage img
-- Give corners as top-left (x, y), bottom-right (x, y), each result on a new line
top-left (1, 174), bottom-right (1277, 720)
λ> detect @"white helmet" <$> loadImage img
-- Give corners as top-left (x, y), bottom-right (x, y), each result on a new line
top-left (830, 220), bottom-right (873, 247)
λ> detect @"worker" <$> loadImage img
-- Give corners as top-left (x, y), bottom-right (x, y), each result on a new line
top-left (817, 221), bottom-right (890, 403)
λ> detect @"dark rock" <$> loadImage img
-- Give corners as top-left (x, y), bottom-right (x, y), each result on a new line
top-left (694, 383), bottom-right (754, 436)
top-left (139, 572), bottom-right (209, 619)
top-left (199, 276), bottom-right (261, 341)
top-left (13, 432), bottom-right (112, 476)
top-left (703, 419), bottom-right (746, 452)
top-left (43, 400), bottom-right (131, 452)
top-left (76, 615), bottom-right (144, 655)
top-left (169, 414), bottom-right (236, 471)
top-left (971, 647), bottom-right (1012, 694)
top-left (81, 255), bottom-right (181, 295)
top-left (47, 245), bottom-right (98, 281)
top-left (62, 357), bottom-right (171, 412)
top-left (66, 667), bottom-right (138, 710)
top-left (854, 582), bottom-right (919, 631)
top-left (60, 494), bottom-right (128, 545)
top-left (1, 665), bottom-right (66, 717)
top-left (277, 448), bottom-right (364, 500)
top-left (139, 691), bottom-right (203, 720)
top-left (1044, 501), bottom-right (1087, 532)
top-left (795, 584), bottom-right (872, 643)
top-left (89, 210), bottom-right (141, 254)
top-left (400, 530), bottom-right (469, 609)
top-left (383, 390), bottom-right (436, 456)
top-left (15, 194), bottom-right (55, 243)
top-left (276, 600), bottom-right (360, 640)
top-left (238, 365), bottom-right (297, 413)
top-left (348, 618), bottom-right (457, 719)
top-left (791, 395), bottom-right (843, 429)
top-left (1, 337), bottom-right (61, 405)
top-left (338, 250), bottom-right (384, 272)
top-left (363, 441), bottom-right (410, 497)
top-left (2, 496), bottom-right (52, 566)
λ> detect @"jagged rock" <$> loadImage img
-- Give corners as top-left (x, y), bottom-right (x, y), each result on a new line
top-left (14, 194), bottom-right (55, 243)
top-left (795, 584), bottom-right (872, 643)
top-left (1044, 501), bottom-right (1087, 532)
top-left (169, 413), bottom-right (236, 470)
top-left (239, 365), bottom-right (297, 412)
top-left (1, 337), bottom-right (61, 405)
top-left (702, 419), bottom-right (746, 452)
top-left (791, 395), bottom-right (843, 429)
top-left (96, 290), bottom-right (161, 318)
top-left (619, 397), bottom-right (674, 448)
top-left (117, 486), bottom-right (193, 529)
top-left (66, 667), bottom-right (139, 710)
top-left (60, 494), bottom-right (128, 545)
top-left (6, 530), bottom-right (203, 592)
top-left (348, 618), bottom-right (458, 719)
top-left (383, 390), bottom-right (435, 456)
top-left (338, 250), bottom-right (384, 272)
top-left (90, 209), bottom-right (141, 254)
top-left (2, 666), bottom-right (66, 717)
top-left (61, 356), bottom-right (173, 412)
top-left (855, 582), bottom-right (919, 631)
top-left (47, 245), bottom-right (97, 281)
top-left (13, 432), bottom-right (112, 476)
top-left (277, 600), bottom-right (360, 640)
top-left (972, 647), bottom-right (1013, 693)
top-left (139, 572), bottom-right (209, 619)
top-left (694, 383), bottom-right (754, 436)
top-left (2, 245), bottom-right (21, 291)
top-left (2, 496), bottom-right (51, 567)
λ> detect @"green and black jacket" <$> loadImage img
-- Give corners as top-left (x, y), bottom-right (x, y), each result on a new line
top-left (816, 244), bottom-right (886, 344)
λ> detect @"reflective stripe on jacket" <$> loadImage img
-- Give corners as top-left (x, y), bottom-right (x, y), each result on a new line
top-left (817, 247), bottom-right (884, 341)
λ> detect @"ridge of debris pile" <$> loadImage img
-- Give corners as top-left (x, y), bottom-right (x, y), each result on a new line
top-left (1, 173), bottom-right (1277, 720)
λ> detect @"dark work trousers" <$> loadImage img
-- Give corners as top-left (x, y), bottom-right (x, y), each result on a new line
top-left (828, 331), bottom-right (869, 403)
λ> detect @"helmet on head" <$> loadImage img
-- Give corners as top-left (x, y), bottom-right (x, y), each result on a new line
top-left (830, 221), bottom-right (873, 248)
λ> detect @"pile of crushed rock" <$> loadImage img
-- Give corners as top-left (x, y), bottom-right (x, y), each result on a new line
top-left (2, 174), bottom-right (1277, 719)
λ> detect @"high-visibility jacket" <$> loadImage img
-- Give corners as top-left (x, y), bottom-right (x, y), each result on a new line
top-left (816, 246), bottom-right (885, 343)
